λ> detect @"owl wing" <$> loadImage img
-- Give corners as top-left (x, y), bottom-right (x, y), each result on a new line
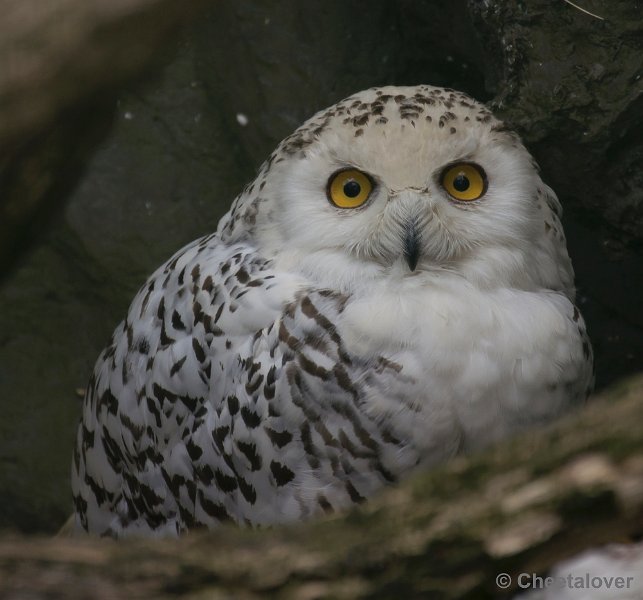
top-left (72, 234), bottom-right (416, 536)
top-left (72, 234), bottom-right (300, 535)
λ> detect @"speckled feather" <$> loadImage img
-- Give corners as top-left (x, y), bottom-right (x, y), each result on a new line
top-left (72, 85), bottom-right (593, 537)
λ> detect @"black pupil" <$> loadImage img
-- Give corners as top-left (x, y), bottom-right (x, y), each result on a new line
top-left (453, 173), bottom-right (470, 192)
top-left (343, 180), bottom-right (361, 198)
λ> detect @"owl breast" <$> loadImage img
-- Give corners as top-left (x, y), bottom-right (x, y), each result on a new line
top-left (334, 272), bottom-right (592, 457)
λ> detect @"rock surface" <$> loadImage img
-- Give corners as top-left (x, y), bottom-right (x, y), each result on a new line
top-left (0, 0), bottom-right (204, 277)
top-left (0, 0), bottom-right (641, 535)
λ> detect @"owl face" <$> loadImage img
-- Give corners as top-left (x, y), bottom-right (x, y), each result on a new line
top-left (223, 86), bottom-right (571, 295)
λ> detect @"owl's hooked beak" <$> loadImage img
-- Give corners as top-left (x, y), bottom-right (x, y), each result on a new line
top-left (403, 223), bottom-right (421, 271)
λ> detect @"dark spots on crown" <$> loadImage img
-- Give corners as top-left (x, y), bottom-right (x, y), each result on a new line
top-left (438, 112), bottom-right (457, 128)
top-left (476, 114), bottom-right (492, 123)
top-left (450, 127), bottom-right (457, 134)
top-left (400, 109), bottom-right (420, 121)
top-left (170, 356), bottom-right (187, 377)
top-left (415, 95), bottom-right (436, 106)
top-left (393, 94), bottom-right (406, 103)
top-left (354, 128), bottom-right (364, 137)
top-left (270, 460), bottom-right (295, 486)
top-left (352, 114), bottom-right (369, 127)
top-left (376, 117), bottom-right (388, 125)
top-left (425, 115), bottom-right (432, 122)
top-left (237, 440), bottom-right (262, 471)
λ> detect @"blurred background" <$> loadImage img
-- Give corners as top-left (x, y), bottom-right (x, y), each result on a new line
top-left (0, 0), bottom-right (641, 534)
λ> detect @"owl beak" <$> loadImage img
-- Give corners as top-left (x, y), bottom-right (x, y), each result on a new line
top-left (403, 224), bottom-right (421, 271)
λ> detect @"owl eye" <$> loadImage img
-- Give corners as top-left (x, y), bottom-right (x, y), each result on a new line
top-left (327, 168), bottom-right (374, 208)
top-left (440, 162), bottom-right (487, 202)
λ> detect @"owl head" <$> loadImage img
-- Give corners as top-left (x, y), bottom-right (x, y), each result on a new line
top-left (219, 85), bottom-right (574, 298)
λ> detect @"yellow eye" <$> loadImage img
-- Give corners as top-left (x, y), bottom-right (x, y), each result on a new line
top-left (441, 163), bottom-right (487, 201)
top-left (327, 169), bottom-right (373, 208)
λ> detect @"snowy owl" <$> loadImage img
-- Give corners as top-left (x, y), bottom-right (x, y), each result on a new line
top-left (72, 85), bottom-right (593, 537)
